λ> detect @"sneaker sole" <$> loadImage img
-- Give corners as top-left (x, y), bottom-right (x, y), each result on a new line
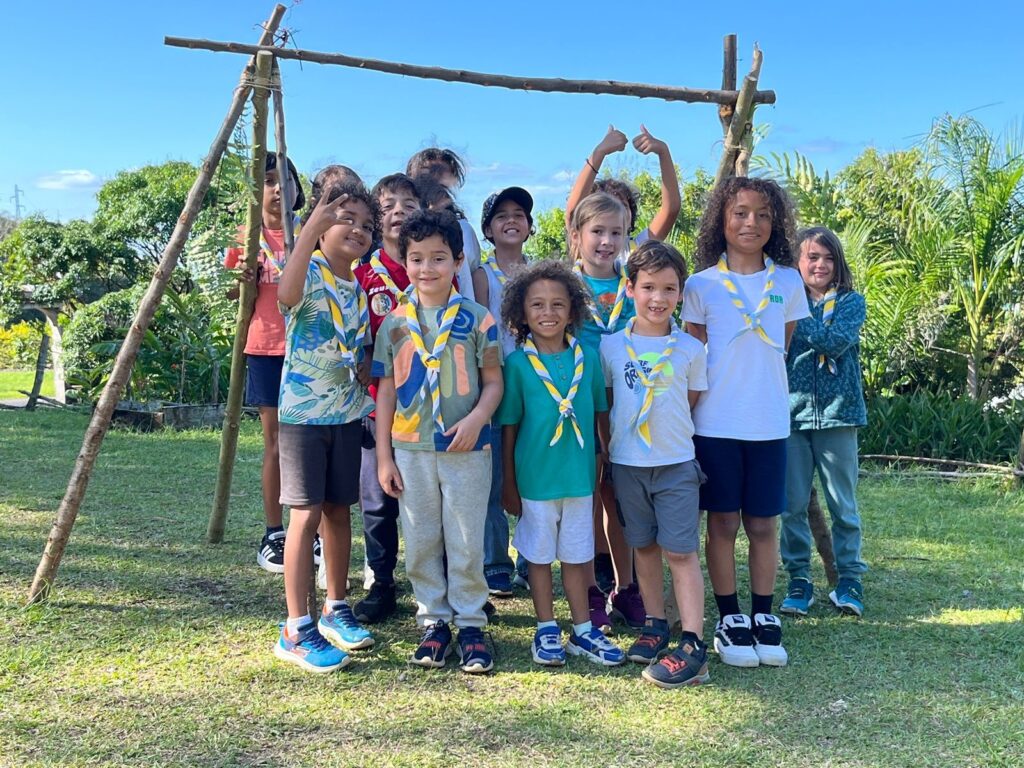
top-left (641, 664), bottom-right (711, 689)
top-left (754, 646), bottom-right (789, 667)
top-left (627, 648), bottom-right (667, 665)
top-left (318, 622), bottom-right (375, 651)
top-left (273, 643), bottom-right (349, 673)
top-left (459, 658), bottom-right (495, 674)
top-left (532, 647), bottom-right (567, 667)
top-left (829, 592), bottom-right (864, 617)
top-left (410, 644), bottom-right (453, 669)
top-left (713, 637), bottom-right (760, 667)
top-left (779, 596), bottom-right (814, 616)
top-left (566, 641), bottom-right (625, 667)
top-left (256, 553), bottom-right (285, 574)
top-left (488, 588), bottom-right (514, 598)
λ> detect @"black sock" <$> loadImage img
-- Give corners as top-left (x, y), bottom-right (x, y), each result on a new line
top-left (266, 525), bottom-right (284, 536)
top-left (680, 630), bottom-right (703, 649)
top-left (714, 592), bottom-right (740, 618)
top-left (751, 592), bottom-right (773, 617)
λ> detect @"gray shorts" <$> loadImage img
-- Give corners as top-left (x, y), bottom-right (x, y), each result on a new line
top-left (278, 420), bottom-right (362, 507)
top-left (611, 460), bottom-right (705, 554)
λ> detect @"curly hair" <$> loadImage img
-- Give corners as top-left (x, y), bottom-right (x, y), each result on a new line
top-left (694, 177), bottom-right (797, 271)
top-left (303, 181), bottom-right (381, 242)
top-left (594, 178), bottom-right (639, 234)
top-left (398, 209), bottom-right (464, 262)
top-left (500, 259), bottom-right (591, 345)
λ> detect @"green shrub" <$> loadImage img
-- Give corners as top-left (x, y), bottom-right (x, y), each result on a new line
top-left (0, 321), bottom-right (46, 368)
top-left (862, 391), bottom-right (1024, 464)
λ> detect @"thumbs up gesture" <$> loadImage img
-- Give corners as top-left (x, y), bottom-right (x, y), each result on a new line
top-left (632, 124), bottom-right (668, 157)
top-left (593, 124), bottom-right (628, 162)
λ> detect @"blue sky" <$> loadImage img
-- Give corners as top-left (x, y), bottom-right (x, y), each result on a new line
top-left (3, 1), bottom-right (1020, 229)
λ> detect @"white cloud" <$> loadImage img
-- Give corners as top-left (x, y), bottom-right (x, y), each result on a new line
top-left (36, 170), bottom-right (101, 190)
top-left (551, 169), bottom-right (574, 182)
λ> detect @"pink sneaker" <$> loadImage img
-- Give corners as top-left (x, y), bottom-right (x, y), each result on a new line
top-left (609, 583), bottom-right (646, 628)
top-left (588, 586), bottom-right (613, 635)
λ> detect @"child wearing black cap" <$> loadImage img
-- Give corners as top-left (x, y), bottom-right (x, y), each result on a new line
top-left (472, 186), bottom-right (534, 598)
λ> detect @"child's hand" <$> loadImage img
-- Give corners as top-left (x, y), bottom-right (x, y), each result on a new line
top-left (443, 412), bottom-right (486, 452)
top-left (355, 356), bottom-right (371, 387)
top-left (306, 191), bottom-right (352, 236)
top-left (633, 124), bottom-right (668, 157)
top-left (594, 125), bottom-right (628, 161)
top-left (378, 457), bottom-right (404, 498)
top-left (502, 481), bottom-right (522, 518)
top-left (237, 267), bottom-right (256, 284)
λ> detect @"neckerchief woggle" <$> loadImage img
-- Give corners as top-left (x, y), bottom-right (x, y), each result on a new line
top-left (716, 253), bottom-right (783, 352)
top-left (310, 250), bottom-right (368, 370)
top-left (259, 215), bottom-right (302, 279)
top-left (817, 287), bottom-right (838, 375)
top-left (522, 333), bottom-right (585, 449)
top-left (573, 259), bottom-right (628, 333)
top-left (623, 317), bottom-right (679, 449)
top-left (405, 286), bottom-right (462, 433)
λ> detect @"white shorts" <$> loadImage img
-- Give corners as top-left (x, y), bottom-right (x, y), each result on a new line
top-left (512, 495), bottom-right (594, 565)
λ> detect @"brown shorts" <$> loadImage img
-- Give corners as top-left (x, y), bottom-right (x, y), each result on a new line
top-left (278, 420), bottom-right (362, 507)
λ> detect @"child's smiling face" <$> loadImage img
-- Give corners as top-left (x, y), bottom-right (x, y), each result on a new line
top-left (485, 200), bottom-right (530, 248)
top-left (723, 189), bottom-right (772, 258)
top-left (573, 212), bottom-right (624, 277)
top-left (318, 199), bottom-right (375, 269)
top-left (378, 189), bottom-right (420, 245)
top-left (524, 278), bottom-right (570, 348)
top-left (627, 267), bottom-right (681, 334)
top-left (798, 239), bottom-right (836, 298)
top-left (404, 233), bottom-right (460, 304)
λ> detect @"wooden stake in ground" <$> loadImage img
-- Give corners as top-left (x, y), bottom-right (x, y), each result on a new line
top-left (27, 5), bottom-right (287, 605)
top-left (807, 486), bottom-right (839, 586)
top-left (208, 51), bottom-right (277, 545)
top-left (714, 46), bottom-right (763, 187)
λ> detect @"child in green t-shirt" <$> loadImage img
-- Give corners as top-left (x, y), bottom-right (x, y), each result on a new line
top-left (496, 260), bottom-right (625, 667)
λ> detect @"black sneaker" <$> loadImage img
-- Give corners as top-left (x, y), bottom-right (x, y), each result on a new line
top-left (354, 581), bottom-right (397, 624)
top-left (752, 613), bottom-right (788, 667)
top-left (642, 640), bottom-right (710, 688)
top-left (411, 620), bottom-right (452, 668)
top-left (257, 531), bottom-right (286, 574)
top-left (312, 534), bottom-right (322, 567)
top-left (594, 552), bottom-right (615, 596)
top-left (457, 627), bottom-right (494, 674)
top-left (627, 617), bottom-right (670, 664)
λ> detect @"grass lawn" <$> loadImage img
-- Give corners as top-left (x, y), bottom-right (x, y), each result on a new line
top-left (0, 369), bottom-right (55, 401)
top-left (2, 410), bottom-right (1022, 767)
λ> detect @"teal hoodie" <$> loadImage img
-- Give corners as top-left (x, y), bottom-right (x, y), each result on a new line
top-left (787, 290), bottom-right (867, 430)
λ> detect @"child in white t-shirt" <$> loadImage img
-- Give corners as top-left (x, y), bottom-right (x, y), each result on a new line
top-left (682, 177), bottom-right (809, 669)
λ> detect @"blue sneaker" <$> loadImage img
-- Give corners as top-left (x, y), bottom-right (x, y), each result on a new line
top-left (780, 578), bottom-right (815, 616)
top-left (532, 625), bottom-right (566, 667)
top-left (457, 626), bottom-right (494, 674)
top-left (318, 603), bottom-right (375, 651)
top-left (567, 626), bottom-right (625, 666)
top-left (627, 617), bottom-right (670, 664)
top-left (486, 572), bottom-right (514, 598)
top-left (274, 621), bottom-right (350, 673)
top-left (830, 578), bottom-right (865, 617)
top-left (411, 620), bottom-right (453, 668)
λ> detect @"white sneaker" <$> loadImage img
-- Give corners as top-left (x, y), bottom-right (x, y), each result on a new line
top-left (363, 559), bottom-right (375, 591)
top-left (713, 614), bottom-right (760, 667)
top-left (317, 558), bottom-right (327, 590)
top-left (752, 613), bottom-right (789, 667)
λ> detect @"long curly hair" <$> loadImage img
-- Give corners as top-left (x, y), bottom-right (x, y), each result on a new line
top-left (694, 177), bottom-right (797, 271)
top-left (500, 259), bottom-right (591, 345)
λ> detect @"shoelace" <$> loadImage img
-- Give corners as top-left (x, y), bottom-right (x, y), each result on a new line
top-left (635, 632), bottom-right (663, 649)
top-left (537, 632), bottom-right (562, 650)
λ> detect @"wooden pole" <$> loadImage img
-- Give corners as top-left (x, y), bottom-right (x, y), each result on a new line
top-left (714, 46), bottom-right (763, 187)
top-left (27, 5), bottom-right (287, 605)
top-left (26, 324), bottom-right (49, 411)
top-left (164, 37), bottom-right (777, 106)
top-left (718, 34), bottom-right (737, 136)
top-left (208, 51), bottom-right (276, 545)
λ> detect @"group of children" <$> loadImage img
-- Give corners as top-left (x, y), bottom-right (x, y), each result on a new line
top-left (230, 130), bottom-right (868, 688)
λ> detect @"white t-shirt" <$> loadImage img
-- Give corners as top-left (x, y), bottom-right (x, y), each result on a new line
top-left (481, 257), bottom-right (519, 358)
top-left (682, 263), bottom-right (809, 440)
top-left (600, 328), bottom-right (708, 467)
top-left (458, 219), bottom-right (481, 303)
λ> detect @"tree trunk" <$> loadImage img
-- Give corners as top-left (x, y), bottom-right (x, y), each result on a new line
top-left (208, 50), bottom-right (275, 545)
top-left (807, 486), bottom-right (838, 587)
top-left (40, 308), bottom-right (65, 404)
top-left (26, 324), bottom-right (50, 411)
top-left (715, 46), bottom-right (763, 187)
top-left (27, 5), bottom-right (287, 605)
top-left (717, 34), bottom-right (737, 136)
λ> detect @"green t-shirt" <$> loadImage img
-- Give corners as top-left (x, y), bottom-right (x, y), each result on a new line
top-left (372, 298), bottom-right (502, 451)
top-left (496, 345), bottom-right (607, 501)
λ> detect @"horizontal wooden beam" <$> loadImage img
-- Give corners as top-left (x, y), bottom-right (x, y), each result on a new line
top-left (164, 37), bottom-right (776, 106)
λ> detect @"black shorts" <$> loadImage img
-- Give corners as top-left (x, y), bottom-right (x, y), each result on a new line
top-left (245, 354), bottom-right (284, 408)
top-left (693, 435), bottom-right (787, 517)
top-left (278, 420), bottom-right (362, 507)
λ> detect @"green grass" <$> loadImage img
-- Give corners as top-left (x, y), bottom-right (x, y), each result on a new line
top-left (0, 369), bottom-right (55, 400)
top-left (2, 410), bottom-right (1023, 767)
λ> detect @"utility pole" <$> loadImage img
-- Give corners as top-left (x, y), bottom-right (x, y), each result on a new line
top-left (10, 185), bottom-right (24, 220)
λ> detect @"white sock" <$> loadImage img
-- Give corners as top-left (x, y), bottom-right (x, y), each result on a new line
top-left (573, 620), bottom-right (592, 636)
top-left (286, 614), bottom-right (312, 633)
top-left (537, 620), bottom-right (558, 630)
top-left (325, 598), bottom-right (348, 613)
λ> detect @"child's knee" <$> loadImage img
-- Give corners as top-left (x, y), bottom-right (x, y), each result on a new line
top-left (707, 513), bottom-right (741, 539)
top-left (744, 515), bottom-right (777, 542)
top-left (664, 549), bottom-right (697, 567)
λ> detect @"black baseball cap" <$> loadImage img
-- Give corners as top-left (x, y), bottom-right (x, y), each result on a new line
top-left (480, 186), bottom-right (534, 242)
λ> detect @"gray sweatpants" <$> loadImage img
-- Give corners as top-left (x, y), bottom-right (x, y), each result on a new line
top-left (394, 448), bottom-right (492, 628)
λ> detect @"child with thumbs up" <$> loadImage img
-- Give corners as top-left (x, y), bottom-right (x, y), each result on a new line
top-left (565, 124), bottom-right (682, 250)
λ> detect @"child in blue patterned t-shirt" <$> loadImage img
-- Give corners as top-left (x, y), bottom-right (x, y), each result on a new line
top-left (271, 183), bottom-right (377, 674)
